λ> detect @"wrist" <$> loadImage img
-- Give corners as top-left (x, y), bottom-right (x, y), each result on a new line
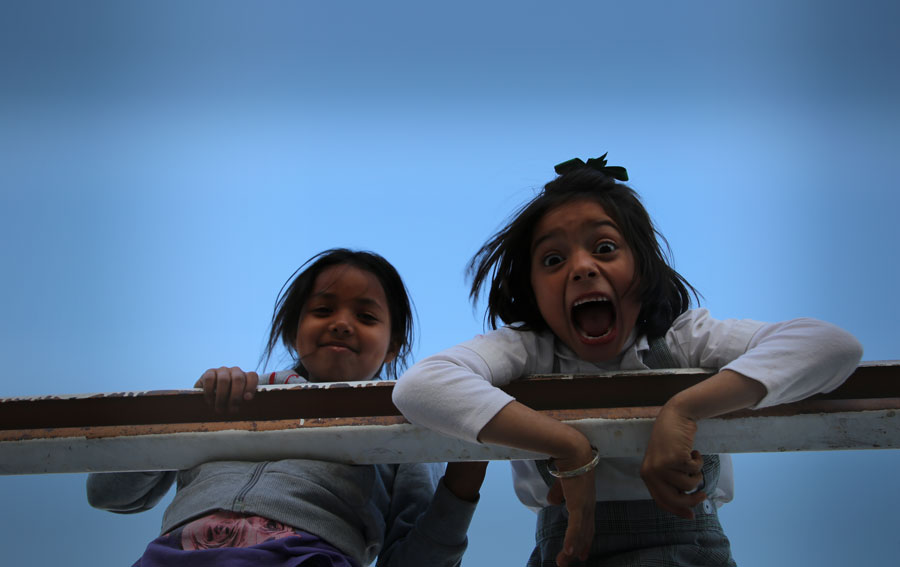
top-left (663, 392), bottom-right (701, 422)
top-left (551, 429), bottom-right (595, 473)
top-left (549, 446), bottom-right (600, 478)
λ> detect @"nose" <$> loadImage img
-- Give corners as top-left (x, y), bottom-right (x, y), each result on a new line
top-left (329, 313), bottom-right (354, 336)
top-left (571, 250), bottom-right (598, 282)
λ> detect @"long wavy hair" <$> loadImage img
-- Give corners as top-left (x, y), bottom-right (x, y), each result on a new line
top-left (468, 167), bottom-right (697, 338)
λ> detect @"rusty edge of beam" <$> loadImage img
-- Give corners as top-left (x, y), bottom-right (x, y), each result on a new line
top-left (0, 362), bottom-right (898, 475)
top-left (1, 361), bottom-right (897, 431)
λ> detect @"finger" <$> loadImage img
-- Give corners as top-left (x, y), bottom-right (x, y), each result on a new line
top-left (647, 464), bottom-right (702, 494)
top-left (557, 480), bottom-right (594, 564)
top-left (557, 510), bottom-right (594, 565)
top-left (227, 367), bottom-right (246, 412)
top-left (214, 367), bottom-right (232, 413)
top-left (672, 470), bottom-right (706, 493)
top-left (691, 449), bottom-right (703, 472)
top-left (578, 501), bottom-right (595, 560)
top-left (648, 480), bottom-right (707, 519)
top-left (197, 369), bottom-right (217, 406)
top-left (557, 525), bottom-right (580, 567)
top-left (666, 450), bottom-right (703, 476)
top-left (684, 470), bottom-right (706, 496)
top-left (678, 460), bottom-right (703, 477)
top-left (244, 371), bottom-right (259, 401)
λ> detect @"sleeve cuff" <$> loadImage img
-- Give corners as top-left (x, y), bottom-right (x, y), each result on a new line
top-left (413, 477), bottom-right (479, 547)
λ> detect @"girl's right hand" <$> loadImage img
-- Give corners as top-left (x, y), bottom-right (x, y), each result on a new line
top-left (195, 366), bottom-right (259, 414)
top-left (477, 401), bottom-right (597, 566)
top-left (549, 453), bottom-right (596, 567)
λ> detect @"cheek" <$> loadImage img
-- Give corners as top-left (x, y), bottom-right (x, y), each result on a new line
top-left (378, 332), bottom-right (395, 361)
top-left (620, 295), bottom-right (643, 335)
top-left (294, 317), bottom-right (316, 351)
top-left (361, 326), bottom-right (392, 360)
top-left (529, 272), bottom-right (551, 311)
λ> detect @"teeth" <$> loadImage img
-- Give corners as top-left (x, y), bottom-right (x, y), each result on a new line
top-left (573, 296), bottom-right (610, 307)
top-left (573, 296), bottom-right (613, 339)
top-left (580, 329), bottom-right (612, 339)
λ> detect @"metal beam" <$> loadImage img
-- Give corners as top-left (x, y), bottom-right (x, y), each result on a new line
top-left (1, 361), bottom-right (897, 475)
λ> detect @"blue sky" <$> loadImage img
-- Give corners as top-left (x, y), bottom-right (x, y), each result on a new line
top-left (1, 1), bottom-right (898, 565)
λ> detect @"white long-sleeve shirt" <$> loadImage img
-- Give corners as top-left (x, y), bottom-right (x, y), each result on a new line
top-left (393, 309), bottom-right (862, 510)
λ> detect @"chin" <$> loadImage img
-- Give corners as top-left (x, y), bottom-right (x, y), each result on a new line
top-left (578, 348), bottom-right (618, 364)
top-left (570, 336), bottom-right (624, 363)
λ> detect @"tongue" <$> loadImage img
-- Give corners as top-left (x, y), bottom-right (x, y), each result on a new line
top-left (573, 302), bottom-right (614, 337)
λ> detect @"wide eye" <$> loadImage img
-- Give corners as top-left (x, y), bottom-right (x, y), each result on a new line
top-left (542, 253), bottom-right (564, 267)
top-left (594, 241), bottom-right (618, 255)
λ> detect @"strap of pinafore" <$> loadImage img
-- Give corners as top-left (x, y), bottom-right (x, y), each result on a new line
top-left (643, 334), bottom-right (679, 369)
top-left (534, 336), bottom-right (719, 494)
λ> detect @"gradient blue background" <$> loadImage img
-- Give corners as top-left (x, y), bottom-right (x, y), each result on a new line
top-left (1, 1), bottom-right (898, 565)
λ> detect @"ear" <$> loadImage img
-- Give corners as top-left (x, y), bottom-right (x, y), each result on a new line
top-left (382, 341), bottom-right (399, 365)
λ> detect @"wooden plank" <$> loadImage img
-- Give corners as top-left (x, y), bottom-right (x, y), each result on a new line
top-left (0, 361), bottom-right (897, 475)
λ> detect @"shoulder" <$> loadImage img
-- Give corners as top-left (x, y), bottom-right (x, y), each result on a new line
top-left (668, 309), bottom-right (765, 340)
top-left (460, 325), bottom-right (547, 352)
top-left (457, 325), bottom-right (557, 374)
top-left (663, 309), bottom-right (767, 367)
top-left (261, 370), bottom-right (308, 385)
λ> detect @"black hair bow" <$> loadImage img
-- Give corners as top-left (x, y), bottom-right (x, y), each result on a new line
top-left (553, 153), bottom-right (629, 181)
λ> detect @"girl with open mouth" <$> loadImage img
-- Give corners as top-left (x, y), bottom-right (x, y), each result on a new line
top-left (393, 155), bottom-right (863, 567)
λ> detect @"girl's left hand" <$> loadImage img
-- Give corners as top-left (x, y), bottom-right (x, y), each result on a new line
top-left (639, 404), bottom-right (707, 519)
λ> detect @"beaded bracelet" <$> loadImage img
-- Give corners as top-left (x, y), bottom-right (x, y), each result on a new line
top-left (547, 447), bottom-right (600, 479)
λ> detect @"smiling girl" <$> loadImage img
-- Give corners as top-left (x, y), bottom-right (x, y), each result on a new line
top-left (88, 249), bottom-right (486, 567)
top-left (392, 157), bottom-right (862, 567)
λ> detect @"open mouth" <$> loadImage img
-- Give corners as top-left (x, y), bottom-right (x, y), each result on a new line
top-left (571, 296), bottom-right (616, 339)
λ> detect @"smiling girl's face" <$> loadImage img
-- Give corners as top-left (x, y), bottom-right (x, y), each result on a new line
top-left (529, 199), bottom-right (642, 362)
top-left (295, 264), bottom-right (396, 382)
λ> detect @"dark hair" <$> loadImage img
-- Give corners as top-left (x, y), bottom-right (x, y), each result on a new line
top-left (262, 248), bottom-right (414, 379)
top-left (468, 167), bottom-right (697, 338)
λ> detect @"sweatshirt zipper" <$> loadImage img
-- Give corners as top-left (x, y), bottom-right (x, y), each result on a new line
top-left (233, 462), bottom-right (267, 512)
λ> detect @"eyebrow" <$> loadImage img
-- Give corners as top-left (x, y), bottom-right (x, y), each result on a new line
top-left (531, 220), bottom-right (621, 253)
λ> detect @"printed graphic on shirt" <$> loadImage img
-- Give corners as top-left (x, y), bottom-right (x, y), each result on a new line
top-left (168, 511), bottom-right (299, 550)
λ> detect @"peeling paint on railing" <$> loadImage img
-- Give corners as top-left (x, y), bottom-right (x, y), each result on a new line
top-left (0, 362), bottom-right (897, 475)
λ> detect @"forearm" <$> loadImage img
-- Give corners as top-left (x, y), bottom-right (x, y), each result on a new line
top-left (641, 370), bottom-right (767, 518)
top-left (86, 470), bottom-right (176, 513)
top-left (478, 401), bottom-right (595, 471)
top-left (378, 466), bottom-right (478, 567)
top-left (719, 318), bottom-right (863, 407)
top-left (480, 403), bottom-right (597, 566)
top-left (665, 369), bottom-right (767, 421)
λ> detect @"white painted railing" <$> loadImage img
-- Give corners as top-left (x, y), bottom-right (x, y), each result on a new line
top-left (1, 362), bottom-right (897, 475)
